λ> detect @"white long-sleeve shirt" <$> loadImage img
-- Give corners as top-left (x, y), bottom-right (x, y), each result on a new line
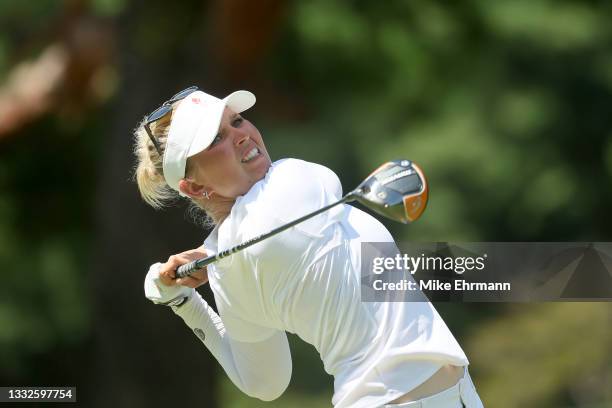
top-left (172, 158), bottom-right (469, 408)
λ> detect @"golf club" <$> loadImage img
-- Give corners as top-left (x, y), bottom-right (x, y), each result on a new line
top-left (175, 159), bottom-right (429, 279)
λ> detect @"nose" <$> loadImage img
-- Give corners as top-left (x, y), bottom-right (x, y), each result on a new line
top-left (234, 128), bottom-right (250, 146)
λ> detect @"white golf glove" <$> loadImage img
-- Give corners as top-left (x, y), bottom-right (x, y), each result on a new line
top-left (144, 262), bottom-right (194, 308)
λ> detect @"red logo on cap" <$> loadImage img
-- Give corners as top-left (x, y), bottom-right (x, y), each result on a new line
top-left (191, 97), bottom-right (201, 104)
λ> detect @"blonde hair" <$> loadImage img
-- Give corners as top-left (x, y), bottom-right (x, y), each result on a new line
top-left (133, 110), bottom-right (176, 209)
top-left (132, 106), bottom-right (231, 227)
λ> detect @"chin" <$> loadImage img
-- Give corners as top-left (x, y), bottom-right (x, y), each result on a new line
top-left (252, 156), bottom-right (271, 177)
top-left (261, 156), bottom-right (272, 174)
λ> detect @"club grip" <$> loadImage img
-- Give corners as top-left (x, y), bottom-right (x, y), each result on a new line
top-left (176, 260), bottom-right (199, 279)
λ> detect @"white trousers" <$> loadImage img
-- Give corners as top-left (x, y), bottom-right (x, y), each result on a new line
top-left (383, 367), bottom-right (484, 408)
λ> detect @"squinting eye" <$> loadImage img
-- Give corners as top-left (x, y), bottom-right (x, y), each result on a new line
top-left (210, 134), bottom-right (222, 146)
top-left (232, 117), bottom-right (244, 127)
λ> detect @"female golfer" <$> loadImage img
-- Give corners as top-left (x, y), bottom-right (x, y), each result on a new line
top-left (135, 87), bottom-right (484, 408)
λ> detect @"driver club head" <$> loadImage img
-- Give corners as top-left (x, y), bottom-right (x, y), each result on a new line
top-left (350, 159), bottom-right (429, 224)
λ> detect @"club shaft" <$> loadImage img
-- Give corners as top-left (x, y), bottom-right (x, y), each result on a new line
top-left (175, 192), bottom-right (357, 278)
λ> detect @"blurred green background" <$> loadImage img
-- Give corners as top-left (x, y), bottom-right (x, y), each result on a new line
top-left (1, 0), bottom-right (611, 407)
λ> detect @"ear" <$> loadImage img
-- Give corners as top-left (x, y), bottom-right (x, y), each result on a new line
top-left (178, 178), bottom-right (208, 198)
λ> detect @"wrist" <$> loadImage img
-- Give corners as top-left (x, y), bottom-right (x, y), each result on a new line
top-left (144, 262), bottom-right (194, 306)
top-left (161, 293), bottom-right (192, 308)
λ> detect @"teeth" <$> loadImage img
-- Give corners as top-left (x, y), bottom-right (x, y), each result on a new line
top-left (242, 148), bottom-right (260, 162)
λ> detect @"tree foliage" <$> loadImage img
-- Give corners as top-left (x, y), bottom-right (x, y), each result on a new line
top-left (1, 0), bottom-right (611, 407)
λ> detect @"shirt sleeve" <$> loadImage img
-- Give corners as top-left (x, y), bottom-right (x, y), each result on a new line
top-left (173, 291), bottom-right (292, 401)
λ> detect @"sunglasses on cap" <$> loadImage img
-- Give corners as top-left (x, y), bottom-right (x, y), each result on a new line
top-left (144, 86), bottom-right (199, 156)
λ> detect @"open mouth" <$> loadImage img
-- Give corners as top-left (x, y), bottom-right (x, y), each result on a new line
top-left (241, 147), bottom-right (261, 163)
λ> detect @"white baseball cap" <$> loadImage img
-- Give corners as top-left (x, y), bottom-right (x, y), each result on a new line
top-left (163, 89), bottom-right (256, 194)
